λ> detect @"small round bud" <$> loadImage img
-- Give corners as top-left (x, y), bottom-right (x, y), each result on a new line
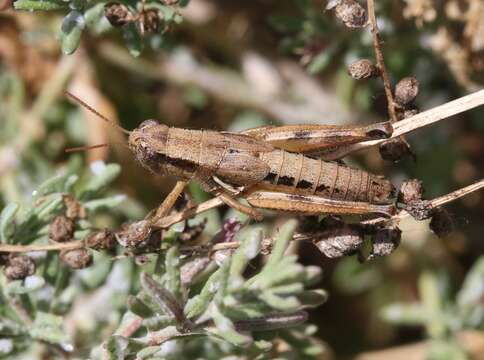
top-left (398, 179), bottom-right (424, 205)
top-left (406, 199), bottom-right (433, 220)
top-left (142, 9), bottom-right (161, 33)
top-left (334, 0), bottom-right (367, 28)
top-left (371, 226), bottom-right (401, 257)
top-left (429, 208), bottom-right (453, 238)
top-left (60, 249), bottom-right (93, 269)
top-left (4, 255), bottom-right (36, 280)
top-left (347, 59), bottom-right (380, 80)
top-left (379, 137), bottom-right (413, 162)
top-left (115, 221), bottom-right (152, 249)
top-left (49, 215), bottom-right (75, 243)
top-left (104, 3), bottom-right (134, 27)
top-left (395, 77), bottom-right (419, 106)
top-left (314, 225), bottom-right (364, 258)
top-left (85, 229), bottom-right (116, 250)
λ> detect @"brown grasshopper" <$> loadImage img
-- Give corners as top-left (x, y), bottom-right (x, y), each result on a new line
top-left (66, 92), bottom-right (397, 221)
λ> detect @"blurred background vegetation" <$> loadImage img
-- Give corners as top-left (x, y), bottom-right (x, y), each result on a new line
top-left (0, 0), bottom-right (483, 359)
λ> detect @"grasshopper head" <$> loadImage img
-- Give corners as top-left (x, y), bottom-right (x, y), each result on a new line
top-left (129, 120), bottom-right (169, 174)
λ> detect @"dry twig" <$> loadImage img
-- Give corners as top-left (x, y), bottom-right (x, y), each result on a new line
top-left (366, 0), bottom-right (398, 124)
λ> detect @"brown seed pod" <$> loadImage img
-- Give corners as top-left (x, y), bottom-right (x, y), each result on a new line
top-left (379, 137), bottom-right (413, 162)
top-left (429, 208), bottom-right (453, 238)
top-left (141, 9), bottom-right (161, 33)
top-left (115, 220), bottom-right (153, 249)
top-left (395, 77), bottom-right (419, 106)
top-left (313, 225), bottom-right (364, 258)
top-left (347, 59), bottom-right (380, 80)
top-left (398, 179), bottom-right (424, 205)
top-left (104, 2), bottom-right (135, 27)
top-left (333, 0), bottom-right (367, 28)
top-left (60, 248), bottom-right (93, 269)
top-left (4, 255), bottom-right (36, 280)
top-left (405, 199), bottom-right (433, 220)
top-left (371, 226), bottom-right (401, 257)
top-left (85, 229), bottom-right (116, 250)
top-left (48, 215), bottom-right (75, 243)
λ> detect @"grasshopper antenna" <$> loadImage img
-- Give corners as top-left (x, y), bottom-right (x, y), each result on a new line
top-left (64, 91), bottom-right (131, 135)
top-left (65, 140), bottom-right (130, 153)
top-left (65, 144), bottom-right (109, 153)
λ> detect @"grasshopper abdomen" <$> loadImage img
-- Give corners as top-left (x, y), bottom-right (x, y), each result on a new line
top-left (259, 150), bottom-right (395, 204)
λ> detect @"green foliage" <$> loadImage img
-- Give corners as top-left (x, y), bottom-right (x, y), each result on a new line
top-left (14, 0), bottom-right (187, 56)
top-left (103, 220), bottom-right (327, 359)
top-left (0, 168), bottom-right (327, 358)
top-left (381, 257), bottom-right (484, 358)
top-left (0, 162), bottom-right (132, 358)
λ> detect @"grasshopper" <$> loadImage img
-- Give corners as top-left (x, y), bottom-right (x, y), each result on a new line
top-left (66, 92), bottom-right (397, 221)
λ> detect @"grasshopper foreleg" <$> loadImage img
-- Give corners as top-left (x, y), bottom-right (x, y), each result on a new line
top-left (152, 180), bottom-right (188, 219)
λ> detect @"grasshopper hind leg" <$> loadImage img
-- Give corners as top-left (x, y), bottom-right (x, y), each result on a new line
top-left (218, 193), bottom-right (264, 221)
top-left (246, 191), bottom-right (396, 217)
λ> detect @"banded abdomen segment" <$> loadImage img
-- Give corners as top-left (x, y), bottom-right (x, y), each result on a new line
top-left (259, 150), bottom-right (394, 204)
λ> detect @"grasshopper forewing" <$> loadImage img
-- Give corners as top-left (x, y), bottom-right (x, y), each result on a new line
top-left (243, 122), bottom-right (393, 159)
top-left (66, 92), bottom-right (397, 220)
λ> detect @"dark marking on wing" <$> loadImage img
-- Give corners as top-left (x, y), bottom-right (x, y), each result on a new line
top-left (296, 179), bottom-right (313, 189)
top-left (277, 175), bottom-right (295, 186)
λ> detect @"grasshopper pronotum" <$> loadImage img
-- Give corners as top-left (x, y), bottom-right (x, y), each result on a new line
top-left (66, 92), bottom-right (397, 221)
